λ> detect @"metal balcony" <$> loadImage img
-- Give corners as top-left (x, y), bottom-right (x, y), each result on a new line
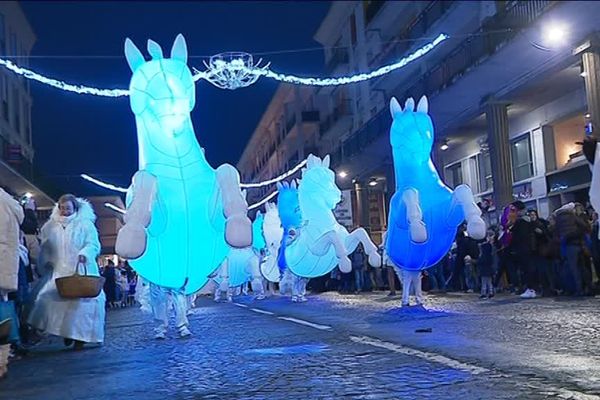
top-left (369, 0), bottom-right (454, 67)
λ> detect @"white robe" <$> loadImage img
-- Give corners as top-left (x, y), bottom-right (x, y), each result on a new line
top-left (28, 199), bottom-right (105, 343)
top-left (0, 188), bottom-right (24, 293)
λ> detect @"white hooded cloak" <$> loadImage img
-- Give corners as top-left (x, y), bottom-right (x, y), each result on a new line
top-left (28, 198), bottom-right (105, 343)
top-left (0, 188), bottom-right (24, 293)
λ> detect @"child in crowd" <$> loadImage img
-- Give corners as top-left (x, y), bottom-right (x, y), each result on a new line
top-left (479, 229), bottom-right (496, 299)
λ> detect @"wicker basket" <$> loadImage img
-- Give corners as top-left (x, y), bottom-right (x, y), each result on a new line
top-left (56, 262), bottom-right (105, 299)
top-left (0, 318), bottom-right (10, 341)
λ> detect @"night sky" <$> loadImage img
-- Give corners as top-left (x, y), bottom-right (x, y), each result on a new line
top-left (21, 1), bottom-right (330, 196)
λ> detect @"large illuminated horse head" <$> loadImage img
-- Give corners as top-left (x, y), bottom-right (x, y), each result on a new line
top-left (298, 154), bottom-right (341, 213)
top-left (276, 180), bottom-right (303, 231)
top-left (389, 96), bottom-right (433, 167)
top-left (125, 34), bottom-right (197, 160)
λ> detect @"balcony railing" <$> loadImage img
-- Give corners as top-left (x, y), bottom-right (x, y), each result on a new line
top-left (399, 0), bottom-right (553, 100)
top-left (341, 109), bottom-right (391, 161)
top-left (335, 0), bottom-right (553, 168)
top-left (370, 0), bottom-right (454, 67)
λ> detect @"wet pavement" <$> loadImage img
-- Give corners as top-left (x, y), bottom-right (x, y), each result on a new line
top-left (1, 291), bottom-right (600, 399)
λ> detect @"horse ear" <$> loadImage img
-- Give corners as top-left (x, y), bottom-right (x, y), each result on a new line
top-left (170, 34), bottom-right (188, 63)
top-left (291, 180), bottom-right (297, 189)
top-left (276, 182), bottom-right (283, 191)
top-left (125, 38), bottom-right (145, 73)
top-left (390, 97), bottom-right (402, 118)
top-left (322, 155), bottom-right (330, 169)
top-left (404, 97), bottom-right (415, 112)
top-left (256, 210), bottom-right (262, 218)
top-left (307, 154), bottom-right (317, 169)
top-left (147, 39), bottom-right (164, 60)
top-left (417, 95), bottom-right (428, 114)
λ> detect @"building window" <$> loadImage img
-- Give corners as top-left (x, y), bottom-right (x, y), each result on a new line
top-left (511, 134), bottom-right (534, 182)
top-left (446, 162), bottom-right (463, 189)
top-left (477, 152), bottom-right (493, 192)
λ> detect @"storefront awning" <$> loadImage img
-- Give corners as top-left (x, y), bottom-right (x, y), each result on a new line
top-left (0, 159), bottom-right (55, 210)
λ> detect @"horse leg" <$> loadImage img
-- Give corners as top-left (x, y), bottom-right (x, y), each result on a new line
top-left (116, 170), bottom-right (157, 259)
top-left (402, 188), bottom-right (427, 243)
top-left (309, 231), bottom-right (351, 273)
top-left (248, 255), bottom-right (265, 300)
top-left (447, 184), bottom-right (486, 240)
top-left (345, 228), bottom-right (382, 267)
top-left (215, 164), bottom-right (252, 248)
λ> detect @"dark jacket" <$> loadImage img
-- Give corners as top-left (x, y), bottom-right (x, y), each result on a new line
top-left (478, 242), bottom-right (494, 277)
top-left (20, 209), bottom-right (39, 235)
top-left (509, 217), bottom-right (534, 256)
top-left (351, 250), bottom-right (365, 269)
top-left (531, 218), bottom-right (551, 256)
top-left (555, 210), bottom-right (590, 245)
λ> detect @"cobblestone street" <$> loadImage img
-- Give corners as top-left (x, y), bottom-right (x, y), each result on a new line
top-left (1, 292), bottom-right (600, 399)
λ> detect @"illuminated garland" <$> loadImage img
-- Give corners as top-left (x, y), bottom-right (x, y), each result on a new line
top-left (1, 33), bottom-right (447, 94)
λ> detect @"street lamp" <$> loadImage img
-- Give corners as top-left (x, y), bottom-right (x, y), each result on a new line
top-left (338, 170), bottom-right (348, 178)
top-left (368, 178), bottom-right (378, 187)
top-left (440, 139), bottom-right (449, 151)
top-left (543, 23), bottom-right (568, 47)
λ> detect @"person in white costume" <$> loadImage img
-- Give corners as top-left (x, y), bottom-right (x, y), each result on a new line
top-left (401, 269), bottom-right (423, 307)
top-left (149, 282), bottom-right (191, 340)
top-left (28, 195), bottom-right (105, 350)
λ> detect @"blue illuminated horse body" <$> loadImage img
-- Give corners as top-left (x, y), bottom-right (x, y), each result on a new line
top-left (386, 96), bottom-right (485, 271)
top-left (116, 35), bottom-right (251, 295)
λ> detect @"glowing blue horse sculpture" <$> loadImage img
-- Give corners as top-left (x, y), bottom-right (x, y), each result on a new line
top-left (213, 204), bottom-right (267, 299)
top-left (115, 35), bottom-right (251, 295)
top-left (279, 155), bottom-right (381, 278)
top-left (386, 96), bottom-right (485, 271)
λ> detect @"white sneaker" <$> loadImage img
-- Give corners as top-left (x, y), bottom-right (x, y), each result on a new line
top-left (154, 331), bottom-right (166, 340)
top-left (520, 289), bottom-right (537, 299)
top-left (255, 294), bottom-right (266, 300)
top-left (227, 295), bottom-right (233, 303)
top-left (291, 296), bottom-right (298, 303)
top-left (298, 296), bottom-right (308, 303)
top-left (179, 326), bottom-right (192, 338)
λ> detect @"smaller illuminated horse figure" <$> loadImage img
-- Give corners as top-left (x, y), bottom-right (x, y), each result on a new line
top-left (213, 195), bottom-right (267, 301)
top-left (386, 96), bottom-right (486, 271)
top-left (115, 34), bottom-right (251, 295)
top-left (280, 154), bottom-right (381, 278)
top-left (260, 202), bottom-right (284, 283)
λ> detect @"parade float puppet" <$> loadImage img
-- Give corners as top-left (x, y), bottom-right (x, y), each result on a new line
top-left (115, 35), bottom-right (252, 295)
top-left (277, 155), bottom-right (381, 278)
top-left (260, 202), bottom-right (284, 283)
top-left (385, 96), bottom-right (486, 271)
